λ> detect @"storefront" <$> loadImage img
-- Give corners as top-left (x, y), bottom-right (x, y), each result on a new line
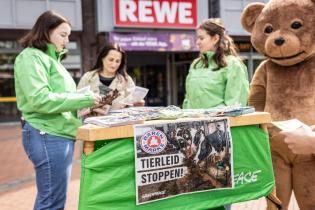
top-left (108, 31), bottom-right (199, 106)
top-left (96, 0), bottom-right (206, 106)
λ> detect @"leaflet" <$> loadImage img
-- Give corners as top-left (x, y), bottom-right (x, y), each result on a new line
top-left (271, 119), bottom-right (307, 131)
top-left (120, 86), bottom-right (149, 105)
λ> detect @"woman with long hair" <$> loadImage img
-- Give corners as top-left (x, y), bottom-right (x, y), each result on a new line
top-left (77, 42), bottom-right (144, 116)
top-left (183, 18), bottom-right (249, 109)
top-left (183, 18), bottom-right (249, 210)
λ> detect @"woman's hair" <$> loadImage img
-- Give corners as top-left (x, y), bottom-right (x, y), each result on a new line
top-left (194, 18), bottom-right (239, 71)
top-left (91, 43), bottom-right (127, 79)
top-left (19, 10), bottom-right (71, 52)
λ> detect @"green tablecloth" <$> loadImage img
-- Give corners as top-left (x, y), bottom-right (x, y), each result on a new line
top-left (79, 125), bottom-right (274, 210)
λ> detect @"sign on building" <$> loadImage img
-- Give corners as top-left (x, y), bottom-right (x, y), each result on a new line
top-left (109, 32), bottom-right (198, 51)
top-left (114, 0), bottom-right (197, 29)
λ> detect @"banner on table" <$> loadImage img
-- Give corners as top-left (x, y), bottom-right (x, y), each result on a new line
top-left (134, 118), bottom-right (233, 204)
top-left (79, 125), bottom-right (274, 210)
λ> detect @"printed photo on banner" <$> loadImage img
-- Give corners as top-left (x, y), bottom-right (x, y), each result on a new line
top-left (134, 118), bottom-right (234, 204)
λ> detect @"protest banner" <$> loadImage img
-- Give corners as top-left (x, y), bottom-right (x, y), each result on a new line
top-left (134, 118), bottom-right (233, 204)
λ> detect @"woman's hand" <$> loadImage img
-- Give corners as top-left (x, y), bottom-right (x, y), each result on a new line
top-left (92, 106), bottom-right (108, 115)
top-left (78, 105), bottom-right (109, 117)
top-left (280, 125), bottom-right (315, 155)
top-left (133, 100), bottom-right (145, 107)
top-left (92, 93), bottom-right (102, 106)
top-left (78, 108), bottom-right (91, 118)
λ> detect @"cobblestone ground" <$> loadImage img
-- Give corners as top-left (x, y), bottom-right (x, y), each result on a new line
top-left (0, 123), bottom-right (299, 210)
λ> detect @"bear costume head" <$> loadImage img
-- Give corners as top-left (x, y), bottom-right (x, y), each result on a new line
top-left (241, 0), bottom-right (315, 66)
top-left (240, 0), bottom-right (315, 124)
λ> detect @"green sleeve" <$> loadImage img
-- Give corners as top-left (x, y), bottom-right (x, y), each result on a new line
top-left (182, 63), bottom-right (195, 109)
top-left (182, 96), bottom-right (188, 109)
top-left (15, 54), bottom-right (94, 114)
top-left (224, 59), bottom-right (249, 106)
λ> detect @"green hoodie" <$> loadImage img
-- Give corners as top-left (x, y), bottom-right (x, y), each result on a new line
top-left (14, 44), bottom-right (94, 139)
top-left (183, 51), bottom-right (249, 109)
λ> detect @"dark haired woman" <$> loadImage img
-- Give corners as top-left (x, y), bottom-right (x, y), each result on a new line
top-left (77, 43), bottom-right (144, 116)
top-left (14, 10), bottom-right (101, 209)
top-left (183, 18), bottom-right (249, 210)
top-left (183, 18), bottom-right (249, 109)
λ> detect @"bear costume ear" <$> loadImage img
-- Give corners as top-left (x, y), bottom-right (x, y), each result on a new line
top-left (241, 3), bottom-right (265, 33)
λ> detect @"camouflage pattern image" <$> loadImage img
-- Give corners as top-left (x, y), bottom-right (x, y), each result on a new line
top-left (134, 118), bottom-right (233, 204)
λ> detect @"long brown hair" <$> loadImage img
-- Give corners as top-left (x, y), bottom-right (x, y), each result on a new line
top-left (19, 10), bottom-right (71, 52)
top-left (92, 43), bottom-right (128, 79)
top-left (194, 18), bottom-right (239, 71)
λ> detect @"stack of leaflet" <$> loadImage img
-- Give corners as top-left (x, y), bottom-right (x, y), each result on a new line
top-left (205, 106), bottom-right (255, 117)
top-left (84, 114), bottom-right (145, 127)
top-left (86, 106), bottom-right (256, 127)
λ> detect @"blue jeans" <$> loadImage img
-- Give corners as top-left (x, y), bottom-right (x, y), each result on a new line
top-left (22, 122), bottom-right (74, 210)
top-left (225, 205), bottom-right (231, 210)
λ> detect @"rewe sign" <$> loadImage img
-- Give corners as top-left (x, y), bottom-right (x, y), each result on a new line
top-left (114, 0), bottom-right (197, 29)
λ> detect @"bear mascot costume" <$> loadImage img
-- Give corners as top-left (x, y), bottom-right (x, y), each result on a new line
top-left (241, 0), bottom-right (315, 209)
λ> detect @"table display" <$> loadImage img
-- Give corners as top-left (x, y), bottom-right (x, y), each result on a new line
top-left (77, 112), bottom-right (280, 210)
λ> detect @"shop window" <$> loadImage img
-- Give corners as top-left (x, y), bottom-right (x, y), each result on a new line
top-left (0, 77), bottom-right (20, 122)
top-left (175, 62), bottom-right (190, 106)
top-left (0, 42), bottom-right (20, 121)
top-left (128, 65), bottom-right (167, 106)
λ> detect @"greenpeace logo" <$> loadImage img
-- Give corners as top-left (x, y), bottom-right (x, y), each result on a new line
top-left (234, 170), bottom-right (262, 185)
top-left (142, 190), bottom-right (166, 199)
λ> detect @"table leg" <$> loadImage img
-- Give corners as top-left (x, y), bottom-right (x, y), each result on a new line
top-left (260, 123), bottom-right (268, 133)
top-left (83, 141), bottom-right (95, 155)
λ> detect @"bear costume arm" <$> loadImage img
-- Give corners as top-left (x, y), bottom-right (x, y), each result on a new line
top-left (248, 61), bottom-right (268, 111)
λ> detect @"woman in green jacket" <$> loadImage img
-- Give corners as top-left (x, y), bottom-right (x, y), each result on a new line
top-left (183, 18), bottom-right (249, 210)
top-left (14, 11), bottom-right (101, 210)
top-left (183, 18), bottom-right (249, 109)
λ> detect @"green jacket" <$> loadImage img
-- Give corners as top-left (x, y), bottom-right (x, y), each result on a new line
top-left (14, 44), bottom-right (94, 139)
top-left (183, 51), bottom-right (249, 109)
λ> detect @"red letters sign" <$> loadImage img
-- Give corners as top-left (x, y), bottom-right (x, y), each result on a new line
top-left (114, 0), bottom-right (197, 29)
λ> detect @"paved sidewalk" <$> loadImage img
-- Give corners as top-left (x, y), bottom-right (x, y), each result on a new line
top-left (0, 123), bottom-right (300, 210)
top-left (0, 179), bottom-right (80, 210)
top-left (0, 181), bottom-right (300, 210)
top-left (0, 123), bottom-right (82, 210)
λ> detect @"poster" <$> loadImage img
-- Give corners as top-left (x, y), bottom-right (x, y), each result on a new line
top-left (134, 118), bottom-right (233, 204)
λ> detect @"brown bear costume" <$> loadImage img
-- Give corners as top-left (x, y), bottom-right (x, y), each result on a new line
top-left (241, 0), bottom-right (315, 209)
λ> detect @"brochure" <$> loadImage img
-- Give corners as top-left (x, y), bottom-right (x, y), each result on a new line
top-left (120, 86), bottom-right (149, 106)
top-left (84, 114), bottom-right (145, 127)
top-left (271, 119), bottom-right (307, 131)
